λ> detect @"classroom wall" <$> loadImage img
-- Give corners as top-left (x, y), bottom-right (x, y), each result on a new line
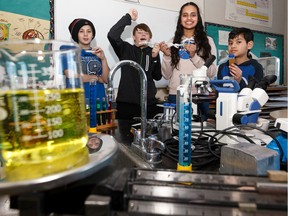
top-left (55, 0), bottom-right (197, 88)
top-left (54, 0), bottom-right (287, 86)
top-left (204, 0), bottom-right (287, 85)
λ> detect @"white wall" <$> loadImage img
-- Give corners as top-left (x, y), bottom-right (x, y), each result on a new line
top-left (54, 0), bottom-right (287, 86)
top-left (54, 0), bottom-right (204, 88)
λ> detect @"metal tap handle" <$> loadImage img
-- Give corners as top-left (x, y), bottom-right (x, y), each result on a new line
top-left (107, 87), bottom-right (114, 102)
top-left (146, 135), bottom-right (165, 153)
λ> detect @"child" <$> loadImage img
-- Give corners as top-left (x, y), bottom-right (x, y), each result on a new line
top-left (159, 2), bottom-right (217, 120)
top-left (107, 9), bottom-right (162, 120)
top-left (217, 27), bottom-right (264, 90)
top-left (67, 18), bottom-right (109, 103)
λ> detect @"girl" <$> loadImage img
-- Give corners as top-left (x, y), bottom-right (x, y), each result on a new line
top-left (160, 2), bottom-right (217, 120)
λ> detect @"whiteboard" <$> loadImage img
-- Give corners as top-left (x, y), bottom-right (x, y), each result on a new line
top-left (54, 0), bottom-right (204, 87)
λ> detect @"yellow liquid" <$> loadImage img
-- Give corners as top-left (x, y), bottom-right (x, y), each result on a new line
top-left (0, 89), bottom-right (89, 181)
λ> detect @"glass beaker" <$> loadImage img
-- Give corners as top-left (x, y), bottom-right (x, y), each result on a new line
top-left (0, 39), bottom-right (89, 181)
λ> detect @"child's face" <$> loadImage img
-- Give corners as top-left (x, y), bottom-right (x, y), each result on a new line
top-left (133, 28), bottom-right (151, 47)
top-left (228, 34), bottom-right (253, 58)
top-left (181, 5), bottom-right (198, 30)
top-left (78, 25), bottom-right (94, 46)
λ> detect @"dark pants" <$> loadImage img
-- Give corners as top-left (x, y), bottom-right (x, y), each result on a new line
top-left (116, 102), bottom-right (163, 120)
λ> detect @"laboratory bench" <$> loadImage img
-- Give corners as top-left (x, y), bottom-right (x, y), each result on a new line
top-left (0, 119), bottom-right (287, 216)
top-left (110, 119), bottom-right (221, 171)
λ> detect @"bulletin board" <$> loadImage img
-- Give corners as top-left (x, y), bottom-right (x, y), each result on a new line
top-left (205, 22), bottom-right (284, 84)
top-left (0, 0), bottom-right (53, 41)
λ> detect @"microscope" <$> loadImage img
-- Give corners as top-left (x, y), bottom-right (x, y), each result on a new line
top-left (210, 75), bottom-right (282, 175)
top-left (210, 75), bottom-right (277, 143)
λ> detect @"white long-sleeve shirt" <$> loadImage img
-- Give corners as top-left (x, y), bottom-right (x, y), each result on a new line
top-left (161, 36), bottom-right (217, 95)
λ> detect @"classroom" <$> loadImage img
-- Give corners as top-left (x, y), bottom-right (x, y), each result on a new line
top-left (0, 0), bottom-right (287, 215)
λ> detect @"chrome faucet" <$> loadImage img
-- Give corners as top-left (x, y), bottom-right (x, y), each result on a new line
top-left (107, 60), bottom-right (165, 164)
top-left (107, 60), bottom-right (147, 147)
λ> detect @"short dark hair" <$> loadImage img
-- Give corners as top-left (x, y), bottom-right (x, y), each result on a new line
top-left (133, 23), bottom-right (152, 38)
top-left (229, 27), bottom-right (254, 43)
top-left (229, 27), bottom-right (254, 58)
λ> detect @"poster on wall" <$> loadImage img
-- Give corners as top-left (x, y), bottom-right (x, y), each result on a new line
top-left (225, 0), bottom-right (272, 27)
top-left (0, 0), bottom-right (53, 41)
top-left (205, 22), bottom-right (284, 84)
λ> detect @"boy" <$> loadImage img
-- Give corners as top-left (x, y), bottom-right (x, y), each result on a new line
top-left (217, 27), bottom-right (263, 90)
top-left (107, 9), bottom-right (162, 120)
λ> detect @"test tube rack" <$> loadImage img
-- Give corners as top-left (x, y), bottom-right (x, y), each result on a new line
top-left (86, 109), bottom-right (118, 132)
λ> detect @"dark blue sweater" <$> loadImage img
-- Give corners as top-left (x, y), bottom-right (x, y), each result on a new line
top-left (217, 59), bottom-right (264, 90)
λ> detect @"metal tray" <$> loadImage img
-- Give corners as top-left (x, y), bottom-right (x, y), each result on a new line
top-left (0, 134), bottom-right (118, 195)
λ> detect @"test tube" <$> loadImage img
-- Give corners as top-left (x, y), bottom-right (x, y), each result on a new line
top-left (107, 99), bottom-right (112, 124)
top-left (89, 79), bottom-right (97, 133)
top-left (102, 97), bottom-right (107, 125)
top-left (96, 98), bottom-right (101, 126)
top-left (229, 54), bottom-right (235, 66)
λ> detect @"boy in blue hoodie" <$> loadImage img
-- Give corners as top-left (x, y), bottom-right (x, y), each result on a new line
top-left (217, 27), bottom-right (263, 90)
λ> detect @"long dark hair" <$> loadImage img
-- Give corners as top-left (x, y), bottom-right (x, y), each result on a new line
top-left (171, 2), bottom-right (212, 69)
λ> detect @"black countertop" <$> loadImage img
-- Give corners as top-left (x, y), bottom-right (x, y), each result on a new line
top-left (109, 120), bottom-right (220, 171)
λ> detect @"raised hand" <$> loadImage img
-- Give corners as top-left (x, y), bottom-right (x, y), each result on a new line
top-left (129, 8), bottom-right (138, 21)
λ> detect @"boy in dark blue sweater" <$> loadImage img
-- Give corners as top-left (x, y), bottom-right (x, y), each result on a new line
top-left (217, 27), bottom-right (263, 90)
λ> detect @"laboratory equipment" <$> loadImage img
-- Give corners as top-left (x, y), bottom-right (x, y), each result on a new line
top-left (267, 118), bottom-right (288, 164)
top-left (219, 142), bottom-right (280, 175)
top-left (257, 56), bottom-right (280, 84)
top-left (0, 39), bottom-right (89, 181)
top-left (210, 75), bottom-right (277, 138)
top-left (210, 79), bottom-right (240, 132)
top-left (89, 79), bottom-right (97, 133)
top-left (177, 84), bottom-right (192, 171)
top-left (175, 55), bottom-right (216, 170)
top-left (108, 60), bottom-right (165, 164)
top-left (234, 75), bottom-right (277, 124)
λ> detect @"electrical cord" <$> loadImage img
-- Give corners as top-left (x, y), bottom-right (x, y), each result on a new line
top-left (164, 113), bottom-right (285, 168)
top-left (163, 99), bottom-right (285, 169)
top-left (165, 107), bottom-right (222, 167)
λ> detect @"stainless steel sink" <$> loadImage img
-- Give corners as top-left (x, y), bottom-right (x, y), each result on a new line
top-left (114, 142), bottom-right (154, 169)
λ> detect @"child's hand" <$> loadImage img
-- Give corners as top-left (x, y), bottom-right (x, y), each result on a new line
top-left (129, 8), bottom-right (138, 21)
top-left (93, 47), bottom-right (106, 60)
top-left (159, 42), bottom-right (171, 57)
top-left (184, 43), bottom-right (197, 58)
top-left (229, 64), bottom-right (242, 83)
top-left (152, 43), bottom-right (160, 58)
